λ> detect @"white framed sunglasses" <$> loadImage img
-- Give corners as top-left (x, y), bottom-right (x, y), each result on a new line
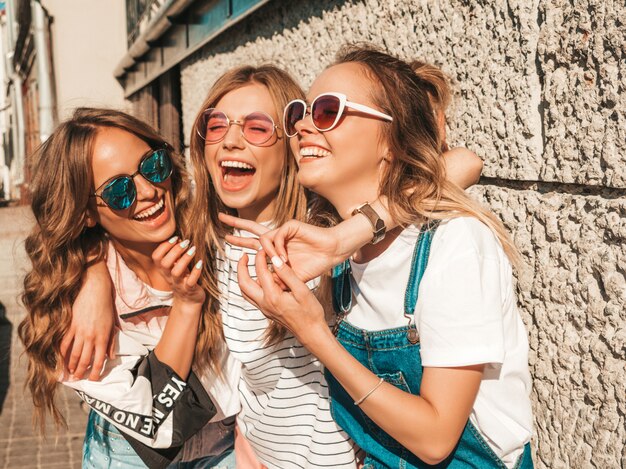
top-left (283, 92), bottom-right (393, 137)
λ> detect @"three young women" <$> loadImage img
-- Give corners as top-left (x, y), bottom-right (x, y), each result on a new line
top-left (60, 59), bottom-right (483, 467)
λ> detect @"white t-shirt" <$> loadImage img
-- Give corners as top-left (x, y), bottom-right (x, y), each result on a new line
top-left (347, 217), bottom-right (533, 468)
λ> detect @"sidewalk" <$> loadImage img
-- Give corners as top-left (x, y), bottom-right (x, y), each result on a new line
top-left (0, 206), bottom-right (86, 468)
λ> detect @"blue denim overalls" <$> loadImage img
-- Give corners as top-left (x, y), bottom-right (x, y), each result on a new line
top-left (325, 223), bottom-right (533, 468)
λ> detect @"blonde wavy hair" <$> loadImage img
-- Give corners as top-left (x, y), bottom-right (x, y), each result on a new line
top-left (187, 65), bottom-right (308, 347)
top-left (18, 108), bottom-right (194, 432)
top-left (324, 44), bottom-right (520, 265)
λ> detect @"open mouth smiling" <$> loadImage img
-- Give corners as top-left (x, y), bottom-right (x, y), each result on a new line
top-left (219, 159), bottom-right (257, 191)
top-left (299, 146), bottom-right (332, 161)
top-left (133, 196), bottom-right (165, 221)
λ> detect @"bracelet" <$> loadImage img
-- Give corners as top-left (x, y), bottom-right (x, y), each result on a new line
top-left (354, 377), bottom-right (385, 406)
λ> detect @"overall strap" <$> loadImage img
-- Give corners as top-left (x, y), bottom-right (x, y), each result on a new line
top-left (403, 220), bottom-right (440, 316)
top-left (332, 260), bottom-right (352, 315)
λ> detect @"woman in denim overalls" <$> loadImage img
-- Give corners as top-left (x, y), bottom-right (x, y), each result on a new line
top-left (234, 45), bottom-right (534, 468)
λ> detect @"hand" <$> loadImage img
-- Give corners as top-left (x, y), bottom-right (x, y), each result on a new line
top-left (236, 245), bottom-right (328, 347)
top-left (219, 213), bottom-right (348, 283)
top-left (60, 260), bottom-right (116, 381)
top-left (152, 238), bottom-right (205, 308)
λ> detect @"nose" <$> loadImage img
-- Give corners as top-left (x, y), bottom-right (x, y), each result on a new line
top-left (222, 121), bottom-right (245, 149)
top-left (134, 174), bottom-right (158, 201)
top-left (294, 110), bottom-right (316, 136)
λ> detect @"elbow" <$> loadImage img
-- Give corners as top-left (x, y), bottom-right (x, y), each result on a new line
top-left (469, 154), bottom-right (484, 185)
top-left (408, 440), bottom-right (456, 466)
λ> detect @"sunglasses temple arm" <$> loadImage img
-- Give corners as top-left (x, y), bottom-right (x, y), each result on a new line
top-left (345, 102), bottom-right (393, 121)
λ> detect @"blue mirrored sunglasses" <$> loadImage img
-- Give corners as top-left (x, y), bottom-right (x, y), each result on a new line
top-left (92, 149), bottom-right (173, 211)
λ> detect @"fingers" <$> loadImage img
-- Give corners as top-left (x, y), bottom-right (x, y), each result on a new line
top-left (169, 245), bottom-right (197, 279)
top-left (155, 238), bottom-right (190, 270)
top-left (237, 254), bottom-right (264, 306)
top-left (255, 249), bottom-right (283, 300)
top-left (184, 259), bottom-right (203, 288)
top-left (152, 235), bottom-right (180, 262)
top-left (73, 340), bottom-right (95, 379)
top-left (107, 331), bottom-right (117, 360)
top-left (272, 272), bottom-right (289, 291)
top-left (88, 343), bottom-right (106, 381)
top-left (268, 257), bottom-right (311, 299)
top-left (271, 221), bottom-right (298, 263)
top-left (224, 234), bottom-right (261, 251)
top-left (258, 231), bottom-right (280, 261)
top-left (219, 212), bottom-right (270, 236)
top-left (66, 335), bottom-right (84, 375)
top-left (60, 327), bottom-right (75, 360)
top-left (156, 239), bottom-right (198, 282)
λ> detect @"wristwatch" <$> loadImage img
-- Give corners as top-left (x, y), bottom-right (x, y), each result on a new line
top-left (352, 202), bottom-right (386, 244)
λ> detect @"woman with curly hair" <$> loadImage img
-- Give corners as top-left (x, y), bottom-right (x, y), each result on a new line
top-left (18, 108), bottom-right (239, 468)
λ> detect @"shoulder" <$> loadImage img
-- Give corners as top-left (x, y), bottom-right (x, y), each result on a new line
top-left (431, 216), bottom-right (503, 261)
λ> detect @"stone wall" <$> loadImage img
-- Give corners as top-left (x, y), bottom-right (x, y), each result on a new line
top-left (179, 1), bottom-right (626, 467)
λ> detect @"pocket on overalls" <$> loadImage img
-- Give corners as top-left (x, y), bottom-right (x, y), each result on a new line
top-left (358, 371), bottom-right (412, 449)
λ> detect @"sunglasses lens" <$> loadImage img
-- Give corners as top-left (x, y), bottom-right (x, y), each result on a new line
top-left (243, 112), bottom-right (275, 145)
top-left (140, 149), bottom-right (173, 183)
top-left (312, 95), bottom-right (341, 131)
top-left (202, 110), bottom-right (229, 142)
top-left (101, 177), bottom-right (135, 211)
top-left (284, 101), bottom-right (306, 137)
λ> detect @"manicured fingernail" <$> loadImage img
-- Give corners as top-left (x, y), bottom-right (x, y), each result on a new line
top-left (271, 256), bottom-right (283, 269)
top-left (195, 260), bottom-right (203, 269)
top-left (179, 239), bottom-right (190, 249)
top-left (168, 236), bottom-right (178, 244)
top-left (257, 245), bottom-right (263, 251)
top-left (187, 246), bottom-right (196, 256)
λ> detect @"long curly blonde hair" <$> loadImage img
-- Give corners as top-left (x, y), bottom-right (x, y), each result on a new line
top-left (18, 108), bottom-right (193, 432)
top-left (188, 65), bottom-right (308, 347)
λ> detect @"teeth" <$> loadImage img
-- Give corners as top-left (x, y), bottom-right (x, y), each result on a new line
top-left (134, 198), bottom-right (164, 220)
top-left (300, 147), bottom-right (331, 158)
top-left (220, 160), bottom-right (255, 170)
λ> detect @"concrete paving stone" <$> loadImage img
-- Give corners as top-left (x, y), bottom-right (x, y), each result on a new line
top-left (41, 460), bottom-right (82, 468)
top-left (0, 206), bottom-right (85, 467)
top-left (4, 453), bottom-right (51, 465)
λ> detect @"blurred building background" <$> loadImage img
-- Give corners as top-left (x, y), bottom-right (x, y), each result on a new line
top-left (0, 0), bottom-right (126, 204)
top-left (0, 1), bottom-right (623, 468)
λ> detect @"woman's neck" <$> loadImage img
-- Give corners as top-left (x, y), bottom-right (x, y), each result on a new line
top-left (111, 239), bottom-right (170, 290)
top-left (236, 195), bottom-right (277, 223)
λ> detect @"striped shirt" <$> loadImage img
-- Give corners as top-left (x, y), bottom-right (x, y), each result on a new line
top-left (218, 237), bottom-right (358, 469)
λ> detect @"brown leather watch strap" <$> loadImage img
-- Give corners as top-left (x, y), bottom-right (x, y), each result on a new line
top-left (352, 202), bottom-right (386, 244)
